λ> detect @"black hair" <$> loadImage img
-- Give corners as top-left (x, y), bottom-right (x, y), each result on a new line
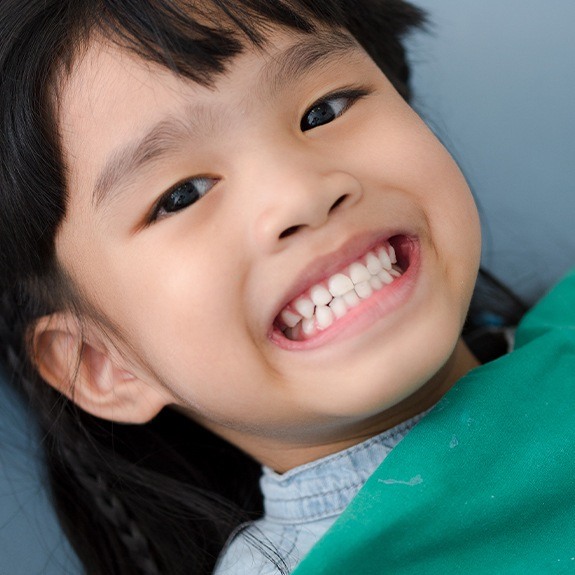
top-left (0, 1), bottom-right (426, 574)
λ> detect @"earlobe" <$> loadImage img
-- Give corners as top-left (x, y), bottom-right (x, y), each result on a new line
top-left (32, 313), bottom-right (169, 424)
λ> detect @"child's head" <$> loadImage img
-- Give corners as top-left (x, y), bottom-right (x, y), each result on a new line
top-left (0, 0), bottom-right (480, 471)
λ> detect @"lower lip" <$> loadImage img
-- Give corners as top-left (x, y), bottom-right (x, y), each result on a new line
top-left (268, 239), bottom-right (421, 351)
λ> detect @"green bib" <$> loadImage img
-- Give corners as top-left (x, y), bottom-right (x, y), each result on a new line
top-left (293, 269), bottom-right (575, 574)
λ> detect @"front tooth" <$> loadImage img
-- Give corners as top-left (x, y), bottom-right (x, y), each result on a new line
top-left (329, 297), bottom-right (347, 319)
top-left (302, 317), bottom-right (315, 335)
top-left (310, 285), bottom-right (332, 306)
top-left (315, 306), bottom-right (334, 330)
top-left (343, 291), bottom-right (360, 308)
top-left (388, 243), bottom-right (397, 264)
top-left (294, 297), bottom-right (315, 319)
top-left (378, 269), bottom-right (394, 284)
top-left (349, 262), bottom-right (371, 284)
top-left (327, 273), bottom-right (354, 297)
top-left (365, 252), bottom-right (382, 275)
top-left (355, 280), bottom-right (373, 299)
top-left (377, 246), bottom-right (392, 270)
top-left (280, 309), bottom-right (302, 328)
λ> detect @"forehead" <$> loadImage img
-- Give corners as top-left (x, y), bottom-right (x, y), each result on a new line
top-left (61, 25), bottom-right (359, 113)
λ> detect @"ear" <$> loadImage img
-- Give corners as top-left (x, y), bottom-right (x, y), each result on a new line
top-left (32, 313), bottom-right (170, 424)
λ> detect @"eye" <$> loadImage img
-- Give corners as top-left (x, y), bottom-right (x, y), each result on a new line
top-left (300, 88), bottom-right (369, 132)
top-left (150, 177), bottom-right (216, 221)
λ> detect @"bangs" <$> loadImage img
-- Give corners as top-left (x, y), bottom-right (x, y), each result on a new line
top-left (64, 0), bottom-right (424, 91)
top-left (75, 0), bottom-right (347, 85)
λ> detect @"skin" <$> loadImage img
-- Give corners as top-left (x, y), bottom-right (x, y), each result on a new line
top-left (47, 27), bottom-right (481, 472)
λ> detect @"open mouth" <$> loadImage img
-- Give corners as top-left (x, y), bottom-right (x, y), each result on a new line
top-left (273, 235), bottom-right (413, 342)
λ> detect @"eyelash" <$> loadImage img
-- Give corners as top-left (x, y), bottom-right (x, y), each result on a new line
top-left (149, 176), bottom-right (217, 222)
top-left (148, 86), bottom-right (371, 223)
top-left (300, 87), bottom-right (371, 132)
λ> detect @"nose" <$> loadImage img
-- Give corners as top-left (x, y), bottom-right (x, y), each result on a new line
top-left (247, 148), bottom-right (363, 252)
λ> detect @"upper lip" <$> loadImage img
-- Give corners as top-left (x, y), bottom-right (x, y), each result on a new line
top-left (268, 228), bottom-right (410, 331)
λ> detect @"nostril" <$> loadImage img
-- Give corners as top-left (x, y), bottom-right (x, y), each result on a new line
top-left (329, 194), bottom-right (348, 214)
top-left (278, 194), bottom-right (350, 239)
top-left (279, 225), bottom-right (302, 239)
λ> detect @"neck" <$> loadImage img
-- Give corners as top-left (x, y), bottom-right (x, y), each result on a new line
top-left (204, 338), bottom-right (479, 473)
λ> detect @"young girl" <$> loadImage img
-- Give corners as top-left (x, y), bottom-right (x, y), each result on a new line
top-left (1, 1), bottom-right (573, 574)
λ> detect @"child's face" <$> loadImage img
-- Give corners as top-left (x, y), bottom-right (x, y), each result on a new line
top-left (55, 27), bottom-right (481, 468)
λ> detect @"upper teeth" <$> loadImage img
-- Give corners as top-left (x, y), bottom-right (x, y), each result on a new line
top-left (279, 243), bottom-right (401, 336)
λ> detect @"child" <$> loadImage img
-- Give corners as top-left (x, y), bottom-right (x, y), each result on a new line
top-left (0, 1), bottom-right (573, 574)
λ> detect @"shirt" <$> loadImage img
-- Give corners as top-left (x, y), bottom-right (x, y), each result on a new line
top-left (214, 412), bottom-right (427, 574)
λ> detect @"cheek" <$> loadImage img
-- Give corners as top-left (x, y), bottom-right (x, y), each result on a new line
top-left (113, 254), bottom-right (237, 341)
top-left (353, 104), bottom-right (480, 267)
top-left (59, 188), bottom-right (278, 418)
top-left (380, 107), bottom-right (481, 271)
top-left (67, 231), bottom-right (246, 364)
top-left (119, 257), bottom-right (277, 405)
top-left (363, 107), bottom-right (481, 308)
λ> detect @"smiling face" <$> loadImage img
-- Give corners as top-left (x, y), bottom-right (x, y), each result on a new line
top-left (53, 27), bottom-right (481, 470)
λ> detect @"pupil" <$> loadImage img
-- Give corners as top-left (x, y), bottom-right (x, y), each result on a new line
top-left (307, 104), bottom-right (335, 128)
top-left (168, 185), bottom-right (196, 211)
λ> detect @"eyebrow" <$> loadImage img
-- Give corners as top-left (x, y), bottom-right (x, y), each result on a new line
top-left (92, 30), bottom-right (360, 210)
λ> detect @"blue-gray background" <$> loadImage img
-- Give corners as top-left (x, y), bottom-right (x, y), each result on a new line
top-left (411, 0), bottom-right (575, 303)
top-left (1, 2), bottom-right (574, 572)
